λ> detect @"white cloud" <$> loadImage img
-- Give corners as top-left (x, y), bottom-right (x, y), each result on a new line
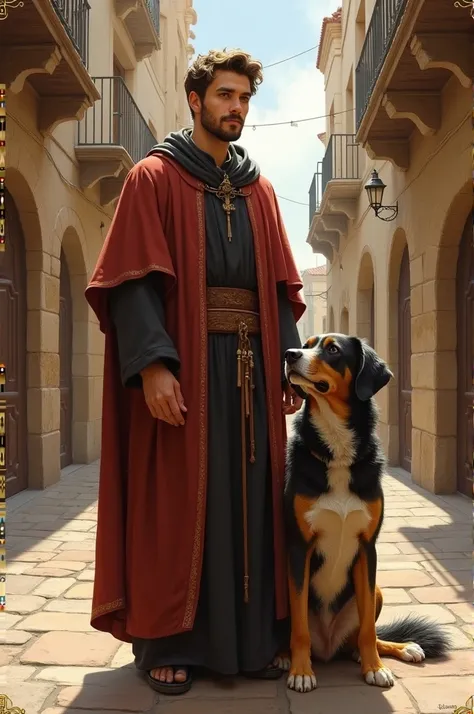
top-left (237, 0), bottom-right (341, 271)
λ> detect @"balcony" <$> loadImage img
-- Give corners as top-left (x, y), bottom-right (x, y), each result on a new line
top-left (355, 0), bottom-right (472, 170)
top-left (115, 0), bottom-right (161, 60)
top-left (75, 76), bottom-right (157, 207)
top-left (0, 0), bottom-right (100, 133)
top-left (306, 135), bottom-right (362, 260)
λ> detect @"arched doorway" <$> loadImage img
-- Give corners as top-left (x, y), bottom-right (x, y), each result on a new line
top-left (0, 191), bottom-right (27, 497)
top-left (398, 245), bottom-right (411, 472)
top-left (357, 252), bottom-right (375, 347)
top-left (59, 249), bottom-right (73, 468)
top-left (340, 307), bottom-right (349, 334)
top-left (456, 214), bottom-right (473, 496)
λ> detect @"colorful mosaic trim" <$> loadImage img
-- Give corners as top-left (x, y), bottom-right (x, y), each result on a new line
top-left (0, 84), bottom-right (4, 252)
top-left (0, 364), bottom-right (5, 611)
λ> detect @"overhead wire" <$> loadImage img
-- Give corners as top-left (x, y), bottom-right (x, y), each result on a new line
top-left (263, 45), bottom-right (319, 69)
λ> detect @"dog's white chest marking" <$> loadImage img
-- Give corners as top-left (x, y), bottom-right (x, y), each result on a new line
top-left (305, 399), bottom-right (371, 606)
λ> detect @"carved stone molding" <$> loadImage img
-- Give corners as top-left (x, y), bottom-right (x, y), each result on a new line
top-left (39, 96), bottom-right (90, 134)
top-left (410, 33), bottom-right (472, 89)
top-left (5, 45), bottom-right (62, 94)
top-left (365, 138), bottom-right (410, 171)
top-left (383, 90), bottom-right (441, 136)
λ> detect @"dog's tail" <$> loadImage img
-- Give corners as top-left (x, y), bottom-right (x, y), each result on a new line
top-left (376, 614), bottom-right (452, 658)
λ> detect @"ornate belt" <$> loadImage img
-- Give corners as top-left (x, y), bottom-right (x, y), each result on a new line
top-left (206, 287), bottom-right (260, 604)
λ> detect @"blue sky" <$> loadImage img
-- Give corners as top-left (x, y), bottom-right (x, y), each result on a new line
top-left (191, 0), bottom-right (341, 271)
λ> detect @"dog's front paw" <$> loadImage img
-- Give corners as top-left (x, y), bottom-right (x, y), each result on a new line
top-left (364, 665), bottom-right (394, 687)
top-left (287, 657), bottom-right (317, 693)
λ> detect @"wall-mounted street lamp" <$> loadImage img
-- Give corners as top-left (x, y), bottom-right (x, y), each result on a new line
top-left (364, 169), bottom-right (398, 222)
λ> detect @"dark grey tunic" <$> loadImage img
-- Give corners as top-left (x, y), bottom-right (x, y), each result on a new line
top-left (108, 139), bottom-right (301, 676)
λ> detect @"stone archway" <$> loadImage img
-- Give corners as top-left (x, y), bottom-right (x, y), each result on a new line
top-left (54, 212), bottom-right (94, 466)
top-left (386, 228), bottom-right (410, 468)
top-left (340, 307), bottom-right (349, 334)
top-left (357, 250), bottom-right (375, 347)
top-left (4, 166), bottom-right (50, 493)
top-left (328, 305), bottom-right (335, 331)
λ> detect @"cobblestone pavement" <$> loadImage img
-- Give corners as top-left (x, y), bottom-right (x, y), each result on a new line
top-left (3, 461), bottom-right (473, 714)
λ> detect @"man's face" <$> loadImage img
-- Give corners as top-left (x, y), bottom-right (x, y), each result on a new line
top-left (193, 70), bottom-right (252, 142)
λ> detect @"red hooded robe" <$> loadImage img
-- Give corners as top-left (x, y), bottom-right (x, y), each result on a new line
top-left (85, 154), bottom-right (305, 642)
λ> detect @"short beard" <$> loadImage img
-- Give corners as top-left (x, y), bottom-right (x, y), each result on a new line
top-left (200, 103), bottom-right (243, 142)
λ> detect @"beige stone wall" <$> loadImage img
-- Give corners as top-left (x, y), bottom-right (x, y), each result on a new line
top-left (6, 0), bottom-right (195, 491)
top-left (314, 1), bottom-right (471, 494)
top-left (298, 269), bottom-right (328, 343)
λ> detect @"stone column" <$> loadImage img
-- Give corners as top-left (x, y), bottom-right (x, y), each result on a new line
top-left (26, 251), bottom-right (61, 489)
top-left (410, 245), bottom-right (458, 493)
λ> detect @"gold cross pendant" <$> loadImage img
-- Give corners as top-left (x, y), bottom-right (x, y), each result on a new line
top-left (204, 174), bottom-right (243, 241)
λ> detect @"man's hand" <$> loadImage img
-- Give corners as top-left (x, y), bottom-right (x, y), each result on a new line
top-left (282, 383), bottom-right (303, 415)
top-left (140, 362), bottom-right (187, 426)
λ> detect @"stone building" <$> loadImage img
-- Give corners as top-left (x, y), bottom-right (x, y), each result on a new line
top-left (297, 265), bottom-right (328, 344)
top-left (308, 1), bottom-right (472, 495)
top-left (1, 0), bottom-right (197, 497)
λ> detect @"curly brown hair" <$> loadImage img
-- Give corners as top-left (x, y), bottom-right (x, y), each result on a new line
top-left (184, 49), bottom-right (263, 118)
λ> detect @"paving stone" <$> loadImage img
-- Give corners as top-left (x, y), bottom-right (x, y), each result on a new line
top-left (57, 541), bottom-right (96, 551)
top-left (7, 594), bottom-right (47, 614)
top-left (110, 643), bottom-right (134, 668)
top-left (287, 682), bottom-right (416, 713)
top-left (0, 664), bottom-right (37, 681)
top-left (7, 562), bottom-right (33, 574)
top-left (441, 625), bottom-right (472, 649)
top-left (24, 566), bottom-right (81, 578)
top-left (173, 677), bottom-right (280, 700)
top-left (6, 575), bottom-right (45, 594)
top-left (3, 682), bottom-right (55, 713)
top-left (34, 665), bottom-right (112, 684)
top-left (55, 680), bottom-right (155, 711)
top-left (446, 603), bottom-right (473, 623)
top-left (397, 542), bottom-right (439, 555)
top-left (431, 570), bottom-right (471, 588)
top-left (377, 604), bottom-right (456, 626)
top-left (52, 549), bottom-right (95, 560)
top-left (377, 570), bottom-right (434, 588)
top-left (47, 531), bottom-right (95, 542)
top-left (9, 537), bottom-right (59, 552)
top-left (0, 646), bottom-right (23, 665)
top-left (159, 703), bottom-right (283, 714)
top-left (55, 520), bottom-right (96, 532)
top-left (10, 552), bottom-right (54, 563)
top-left (436, 538), bottom-right (472, 553)
top-left (26, 560), bottom-right (86, 573)
top-left (64, 582), bottom-right (94, 599)
top-left (376, 543), bottom-right (402, 555)
top-left (378, 560), bottom-right (423, 570)
top-left (402, 676), bottom-right (472, 714)
top-left (388, 649), bottom-right (474, 678)
top-left (410, 586), bottom-right (466, 604)
top-left (43, 599), bottom-right (91, 614)
top-left (5, 613), bottom-right (23, 629)
top-left (408, 508), bottom-right (448, 517)
top-left (33, 577), bottom-right (76, 598)
top-left (19, 612), bottom-right (95, 632)
top-left (421, 558), bottom-right (471, 572)
top-left (383, 509), bottom-right (414, 517)
top-left (4, 630), bottom-right (33, 645)
top-left (77, 569), bottom-right (95, 581)
top-left (381, 588), bottom-right (412, 604)
top-left (20, 631), bottom-right (120, 666)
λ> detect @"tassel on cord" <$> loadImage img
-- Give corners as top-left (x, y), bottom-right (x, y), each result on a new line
top-left (237, 322), bottom-right (256, 603)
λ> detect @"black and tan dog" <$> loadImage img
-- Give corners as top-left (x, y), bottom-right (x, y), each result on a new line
top-left (283, 334), bottom-right (450, 693)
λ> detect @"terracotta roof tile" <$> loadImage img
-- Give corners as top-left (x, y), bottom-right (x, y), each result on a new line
top-left (316, 6), bottom-right (342, 70)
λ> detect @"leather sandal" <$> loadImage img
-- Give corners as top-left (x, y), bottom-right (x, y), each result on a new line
top-left (146, 666), bottom-right (193, 695)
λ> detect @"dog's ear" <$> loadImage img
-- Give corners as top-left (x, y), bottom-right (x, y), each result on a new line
top-left (351, 337), bottom-right (393, 401)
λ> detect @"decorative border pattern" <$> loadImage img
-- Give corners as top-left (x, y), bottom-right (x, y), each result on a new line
top-left (0, 83), bottom-right (4, 252)
top-left (0, 364), bottom-right (5, 612)
top-left (0, 1), bottom-right (24, 21)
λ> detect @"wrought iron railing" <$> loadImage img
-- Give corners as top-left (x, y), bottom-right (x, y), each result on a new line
top-left (308, 163), bottom-right (322, 227)
top-left (321, 134), bottom-right (361, 195)
top-left (52, 0), bottom-right (90, 67)
top-left (145, 0), bottom-right (160, 36)
top-left (76, 77), bottom-right (157, 164)
top-left (355, 0), bottom-right (409, 129)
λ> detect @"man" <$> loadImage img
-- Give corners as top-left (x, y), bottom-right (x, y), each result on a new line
top-left (85, 48), bottom-right (305, 695)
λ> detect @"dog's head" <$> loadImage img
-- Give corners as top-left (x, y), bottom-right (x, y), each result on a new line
top-left (285, 334), bottom-right (393, 404)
